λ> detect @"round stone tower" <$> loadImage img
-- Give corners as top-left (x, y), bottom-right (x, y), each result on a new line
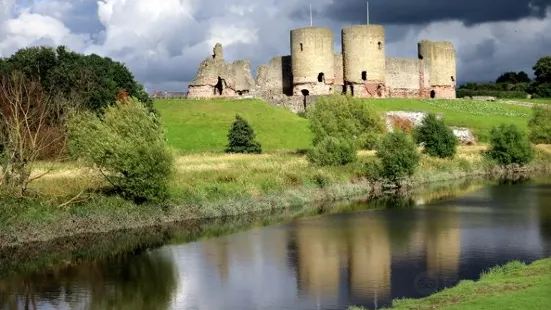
top-left (342, 25), bottom-right (386, 97)
top-left (418, 40), bottom-right (457, 99)
top-left (290, 27), bottom-right (335, 96)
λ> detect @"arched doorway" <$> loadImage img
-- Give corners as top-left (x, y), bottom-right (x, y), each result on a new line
top-left (430, 90), bottom-right (436, 99)
top-left (301, 89), bottom-right (310, 111)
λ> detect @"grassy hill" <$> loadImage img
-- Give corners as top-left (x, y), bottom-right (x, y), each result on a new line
top-left (154, 99), bottom-right (313, 153)
top-left (155, 97), bottom-right (534, 153)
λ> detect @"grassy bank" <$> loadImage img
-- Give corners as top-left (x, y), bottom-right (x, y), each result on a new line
top-left (3, 144), bottom-right (551, 246)
top-left (154, 98), bottom-right (312, 153)
top-left (154, 98), bottom-right (534, 152)
top-left (349, 257), bottom-right (551, 310)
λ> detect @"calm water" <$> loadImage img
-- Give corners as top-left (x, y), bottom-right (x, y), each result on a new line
top-left (1, 178), bottom-right (551, 310)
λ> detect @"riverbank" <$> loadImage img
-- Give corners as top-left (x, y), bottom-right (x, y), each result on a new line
top-left (349, 257), bottom-right (551, 310)
top-left (2, 144), bottom-right (551, 246)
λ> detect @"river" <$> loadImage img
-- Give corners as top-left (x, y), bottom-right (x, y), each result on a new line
top-left (1, 177), bottom-right (551, 309)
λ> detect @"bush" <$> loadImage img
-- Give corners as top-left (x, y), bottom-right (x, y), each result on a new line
top-left (67, 97), bottom-right (174, 203)
top-left (307, 94), bottom-right (385, 148)
top-left (413, 113), bottom-right (458, 158)
top-left (485, 124), bottom-right (534, 166)
top-left (528, 105), bottom-right (551, 144)
top-left (358, 132), bottom-right (381, 150)
top-left (307, 137), bottom-right (357, 166)
top-left (225, 115), bottom-right (262, 154)
top-left (376, 132), bottom-right (420, 182)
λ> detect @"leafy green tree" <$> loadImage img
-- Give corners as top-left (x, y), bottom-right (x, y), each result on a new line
top-left (496, 71), bottom-right (531, 84)
top-left (485, 124), bottom-right (534, 166)
top-left (307, 94), bottom-right (385, 148)
top-left (528, 105), bottom-right (551, 144)
top-left (225, 115), bottom-right (262, 154)
top-left (67, 97), bottom-right (174, 203)
top-left (413, 113), bottom-right (458, 158)
top-left (307, 136), bottom-right (357, 166)
top-left (0, 45), bottom-right (153, 114)
top-left (376, 131), bottom-right (420, 182)
top-left (529, 56), bottom-right (551, 98)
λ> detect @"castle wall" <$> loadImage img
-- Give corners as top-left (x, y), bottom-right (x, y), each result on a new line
top-left (418, 40), bottom-right (457, 99)
top-left (255, 55), bottom-right (292, 96)
top-left (385, 57), bottom-right (424, 98)
top-left (290, 27), bottom-right (335, 95)
top-left (333, 53), bottom-right (344, 93)
top-left (187, 43), bottom-right (255, 99)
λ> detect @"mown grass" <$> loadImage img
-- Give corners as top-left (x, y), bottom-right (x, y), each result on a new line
top-left (155, 98), bottom-right (535, 152)
top-left (349, 258), bottom-right (551, 310)
top-left (154, 98), bottom-right (312, 153)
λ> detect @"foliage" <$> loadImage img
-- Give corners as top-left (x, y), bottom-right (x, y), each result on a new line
top-left (376, 131), bottom-right (420, 182)
top-left (306, 136), bottom-right (357, 166)
top-left (413, 113), bottom-right (458, 158)
top-left (358, 132), bottom-right (381, 150)
top-left (485, 124), bottom-right (534, 166)
top-left (533, 56), bottom-right (551, 84)
top-left (0, 45), bottom-right (153, 114)
top-left (456, 89), bottom-right (527, 99)
top-left (0, 72), bottom-right (66, 196)
top-left (225, 115), bottom-right (262, 154)
top-left (307, 94), bottom-right (385, 148)
top-left (528, 105), bottom-right (551, 144)
top-left (67, 97), bottom-right (174, 203)
top-left (496, 71), bottom-right (531, 84)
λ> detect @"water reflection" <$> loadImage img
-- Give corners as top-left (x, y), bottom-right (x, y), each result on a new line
top-left (2, 178), bottom-right (551, 310)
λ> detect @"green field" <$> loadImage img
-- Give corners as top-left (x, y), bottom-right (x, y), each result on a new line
top-left (349, 258), bottom-right (551, 310)
top-left (155, 98), bottom-right (533, 153)
top-left (154, 99), bottom-right (313, 153)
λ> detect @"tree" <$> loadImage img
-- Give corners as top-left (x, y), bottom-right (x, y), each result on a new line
top-left (496, 71), bottom-right (531, 84)
top-left (225, 115), bottom-right (262, 154)
top-left (67, 97), bottom-right (174, 203)
top-left (0, 45), bottom-right (153, 114)
top-left (0, 72), bottom-right (66, 196)
top-left (307, 137), bottom-right (357, 166)
top-left (413, 113), bottom-right (458, 158)
top-left (485, 124), bottom-right (534, 166)
top-left (529, 56), bottom-right (551, 98)
top-left (307, 94), bottom-right (385, 148)
top-left (376, 131), bottom-right (420, 182)
top-left (528, 105), bottom-right (551, 144)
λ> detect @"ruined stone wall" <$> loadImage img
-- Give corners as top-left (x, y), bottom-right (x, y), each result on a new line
top-left (333, 53), bottom-right (344, 92)
top-left (255, 55), bottom-right (292, 97)
top-left (290, 27), bottom-right (334, 95)
top-left (342, 25), bottom-right (385, 98)
top-left (418, 40), bottom-right (457, 99)
top-left (385, 57), bottom-right (423, 98)
top-left (187, 43), bottom-right (255, 99)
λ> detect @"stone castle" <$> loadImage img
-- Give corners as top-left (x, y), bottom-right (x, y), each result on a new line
top-left (186, 24), bottom-right (457, 111)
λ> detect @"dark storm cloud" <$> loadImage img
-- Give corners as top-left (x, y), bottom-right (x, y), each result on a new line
top-left (316, 0), bottom-right (551, 26)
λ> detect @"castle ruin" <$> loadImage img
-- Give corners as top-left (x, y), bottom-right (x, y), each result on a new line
top-left (187, 24), bottom-right (457, 111)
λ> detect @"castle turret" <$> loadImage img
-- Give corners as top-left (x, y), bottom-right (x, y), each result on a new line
top-left (290, 27), bottom-right (335, 96)
top-left (418, 40), bottom-right (457, 99)
top-left (342, 25), bottom-right (386, 98)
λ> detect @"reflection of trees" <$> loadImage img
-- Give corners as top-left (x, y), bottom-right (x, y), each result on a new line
top-left (0, 251), bottom-right (177, 310)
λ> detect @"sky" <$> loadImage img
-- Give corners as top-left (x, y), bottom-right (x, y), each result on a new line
top-left (1, 0), bottom-right (551, 93)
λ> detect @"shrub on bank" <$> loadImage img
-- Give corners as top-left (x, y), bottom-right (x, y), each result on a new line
top-left (528, 105), bottom-right (551, 144)
top-left (376, 131), bottom-right (420, 182)
top-left (485, 124), bottom-right (534, 166)
top-left (307, 94), bottom-right (385, 149)
top-left (225, 115), bottom-right (262, 154)
top-left (413, 113), bottom-right (458, 158)
top-left (67, 97), bottom-right (174, 203)
top-left (307, 136), bottom-right (357, 166)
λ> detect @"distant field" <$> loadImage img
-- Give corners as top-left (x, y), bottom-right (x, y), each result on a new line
top-left (155, 97), bottom-right (534, 153)
top-left (364, 98), bottom-right (532, 141)
top-left (154, 99), bottom-right (313, 153)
